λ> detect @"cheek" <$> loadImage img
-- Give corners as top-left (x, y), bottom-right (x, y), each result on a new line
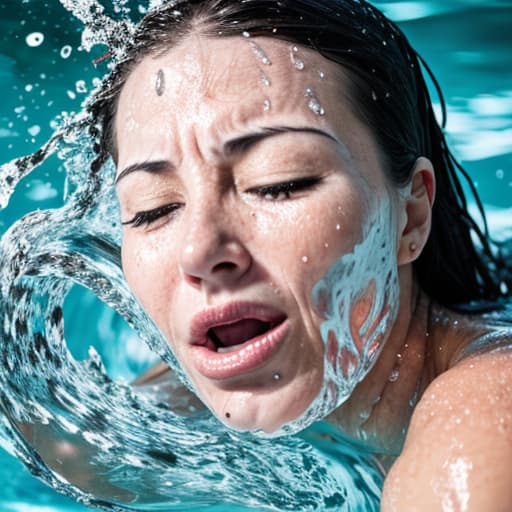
top-left (121, 234), bottom-right (177, 327)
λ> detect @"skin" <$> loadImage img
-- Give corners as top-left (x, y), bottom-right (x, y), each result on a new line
top-left (114, 34), bottom-right (512, 510)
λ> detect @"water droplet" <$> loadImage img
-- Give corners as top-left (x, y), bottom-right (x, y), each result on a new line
top-left (500, 281), bottom-right (508, 294)
top-left (290, 46), bottom-right (305, 70)
top-left (60, 45), bottom-right (72, 59)
top-left (248, 41), bottom-right (272, 65)
top-left (388, 368), bottom-right (399, 382)
top-left (155, 69), bottom-right (165, 96)
top-left (27, 125), bottom-right (40, 137)
top-left (75, 80), bottom-right (87, 93)
top-left (26, 32), bottom-right (44, 47)
top-left (302, 256), bottom-right (309, 263)
top-left (372, 90), bottom-right (378, 101)
top-left (336, 224), bottom-right (341, 231)
top-left (318, 70), bottom-right (325, 79)
top-left (382, 40), bottom-right (387, 46)
top-left (273, 372), bottom-right (281, 381)
top-left (242, 31), bottom-right (250, 38)
top-left (305, 88), bottom-right (325, 116)
top-left (261, 73), bottom-right (271, 87)
top-left (263, 98), bottom-right (271, 112)
top-left (324, 242), bottom-right (329, 248)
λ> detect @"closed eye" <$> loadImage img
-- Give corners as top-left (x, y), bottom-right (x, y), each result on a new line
top-left (247, 176), bottom-right (323, 201)
top-left (122, 203), bottom-right (182, 228)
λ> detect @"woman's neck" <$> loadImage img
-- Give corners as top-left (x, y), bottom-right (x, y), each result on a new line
top-left (325, 267), bottom-right (433, 455)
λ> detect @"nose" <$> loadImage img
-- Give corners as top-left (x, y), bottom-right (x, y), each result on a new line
top-left (178, 205), bottom-right (252, 289)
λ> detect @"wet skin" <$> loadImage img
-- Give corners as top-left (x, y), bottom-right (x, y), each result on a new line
top-left (114, 36), bottom-right (512, 512)
top-left (115, 34), bottom-right (412, 434)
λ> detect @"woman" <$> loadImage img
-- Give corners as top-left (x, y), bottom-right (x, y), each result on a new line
top-left (88, 0), bottom-right (512, 509)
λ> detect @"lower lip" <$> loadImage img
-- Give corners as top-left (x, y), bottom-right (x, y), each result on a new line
top-left (190, 319), bottom-right (290, 380)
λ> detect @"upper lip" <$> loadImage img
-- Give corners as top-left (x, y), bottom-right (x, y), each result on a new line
top-left (189, 301), bottom-right (287, 346)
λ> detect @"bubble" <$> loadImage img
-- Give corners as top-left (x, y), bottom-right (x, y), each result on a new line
top-left (26, 32), bottom-right (44, 47)
top-left (60, 45), bottom-right (72, 59)
top-left (496, 169), bottom-right (504, 179)
top-left (66, 90), bottom-right (76, 100)
top-left (75, 80), bottom-right (87, 94)
top-left (24, 84), bottom-right (33, 92)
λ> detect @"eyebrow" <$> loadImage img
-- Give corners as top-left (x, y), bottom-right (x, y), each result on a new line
top-left (115, 125), bottom-right (347, 185)
top-left (115, 159), bottom-right (173, 185)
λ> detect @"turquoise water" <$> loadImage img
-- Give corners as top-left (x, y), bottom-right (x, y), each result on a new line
top-left (0, 1), bottom-right (511, 511)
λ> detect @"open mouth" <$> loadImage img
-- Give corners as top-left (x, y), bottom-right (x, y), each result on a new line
top-left (189, 303), bottom-right (290, 379)
top-left (206, 318), bottom-right (279, 353)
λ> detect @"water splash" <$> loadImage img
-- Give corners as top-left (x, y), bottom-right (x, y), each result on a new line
top-left (0, 2), bottom-right (382, 510)
top-left (275, 197), bottom-right (400, 436)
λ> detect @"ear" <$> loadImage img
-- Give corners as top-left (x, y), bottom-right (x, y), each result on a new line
top-left (397, 157), bottom-right (436, 266)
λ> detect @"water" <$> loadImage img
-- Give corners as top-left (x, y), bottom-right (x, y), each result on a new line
top-left (0, 1), bottom-right (511, 511)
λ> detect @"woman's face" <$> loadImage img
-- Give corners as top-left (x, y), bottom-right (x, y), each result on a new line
top-left (115, 34), bottom-right (402, 433)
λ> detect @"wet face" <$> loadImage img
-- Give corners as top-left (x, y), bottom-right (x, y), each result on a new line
top-left (115, 34), bottom-right (402, 433)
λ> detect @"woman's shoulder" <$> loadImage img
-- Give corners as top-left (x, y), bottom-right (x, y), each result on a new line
top-left (382, 307), bottom-right (512, 511)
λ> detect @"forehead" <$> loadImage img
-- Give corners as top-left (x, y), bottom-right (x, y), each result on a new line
top-left (115, 33), bottom-right (384, 181)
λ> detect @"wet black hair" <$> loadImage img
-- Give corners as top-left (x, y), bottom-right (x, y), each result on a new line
top-left (90, 0), bottom-right (512, 309)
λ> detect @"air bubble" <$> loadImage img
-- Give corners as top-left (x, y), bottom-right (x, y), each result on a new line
top-left (60, 45), bottom-right (72, 59)
top-left (75, 80), bottom-right (87, 93)
top-left (24, 84), bottom-right (33, 92)
top-left (496, 169), bottom-right (504, 179)
top-left (26, 32), bottom-right (44, 47)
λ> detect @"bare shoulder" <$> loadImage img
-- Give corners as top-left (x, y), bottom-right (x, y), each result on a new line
top-left (382, 347), bottom-right (512, 511)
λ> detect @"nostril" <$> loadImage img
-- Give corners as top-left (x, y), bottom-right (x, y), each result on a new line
top-left (212, 261), bottom-right (238, 273)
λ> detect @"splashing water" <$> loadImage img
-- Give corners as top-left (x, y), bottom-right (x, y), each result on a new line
top-left (0, 2), bottom-right (382, 511)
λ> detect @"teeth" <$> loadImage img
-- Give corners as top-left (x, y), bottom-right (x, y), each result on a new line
top-left (217, 345), bottom-right (242, 354)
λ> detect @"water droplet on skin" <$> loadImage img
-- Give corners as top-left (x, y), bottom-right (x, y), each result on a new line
top-left (273, 372), bottom-right (281, 381)
top-left (302, 256), bottom-right (309, 263)
top-left (184, 245), bottom-right (194, 254)
top-left (290, 46), bottom-right (305, 70)
top-left (261, 73), bottom-right (271, 87)
top-left (305, 88), bottom-right (325, 116)
top-left (242, 31), bottom-right (250, 38)
top-left (336, 224), bottom-right (341, 231)
top-left (318, 70), bottom-right (325, 79)
top-left (263, 98), bottom-right (271, 112)
top-left (155, 69), bottom-right (165, 96)
top-left (388, 368), bottom-right (399, 382)
top-left (324, 243), bottom-right (329, 249)
top-left (248, 41), bottom-right (272, 65)
top-left (26, 32), bottom-right (44, 47)
top-left (359, 409), bottom-right (370, 421)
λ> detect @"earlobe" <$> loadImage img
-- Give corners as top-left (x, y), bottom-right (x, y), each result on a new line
top-left (397, 157), bottom-right (436, 266)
